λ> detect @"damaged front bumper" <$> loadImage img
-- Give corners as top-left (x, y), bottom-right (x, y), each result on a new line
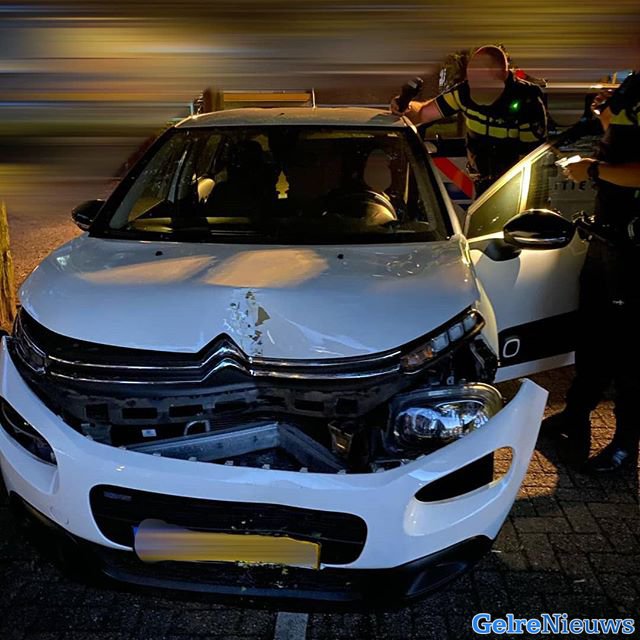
top-left (0, 338), bottom-right (547, 605)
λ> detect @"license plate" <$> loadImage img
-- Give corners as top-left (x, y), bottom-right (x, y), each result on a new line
top-left (134, 519), bottom-right (320, 569)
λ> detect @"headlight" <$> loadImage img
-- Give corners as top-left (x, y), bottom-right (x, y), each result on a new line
top-left (400, 309), bottom-right (484, 374)
top-left (11, 311), bottom-right (47, 374)
top-left (0, 399), bottom-right (57, 465)
top-left (389, 383), bottom-right (502, 452)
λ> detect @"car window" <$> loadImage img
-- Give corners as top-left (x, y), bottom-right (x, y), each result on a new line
top-left (525, 134), bottom-right (601, 219)
top-left (94, 126), bottom-right (449, 244)
top-left (465, 130), bottom-right (601, 239)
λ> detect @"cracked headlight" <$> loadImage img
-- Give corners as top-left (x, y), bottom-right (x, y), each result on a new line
top-left (400, 309), bottom-right (484, 374)
top-left (0, 399), bottom-right (57, 465)
top-left (390, 383), bottom-right (503, 450)
top-left (11, 311), bottom-right (47, 374)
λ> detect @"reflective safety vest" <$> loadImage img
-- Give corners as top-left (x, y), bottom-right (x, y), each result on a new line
top-left (434, 72), bottom-right (548, 183)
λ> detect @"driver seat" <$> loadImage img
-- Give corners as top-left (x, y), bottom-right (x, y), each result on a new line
top-left (206, 140), bottom-right (276, 216)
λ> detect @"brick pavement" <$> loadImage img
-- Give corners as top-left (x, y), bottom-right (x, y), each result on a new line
top-left (1, 368), bottom-right (638, 640)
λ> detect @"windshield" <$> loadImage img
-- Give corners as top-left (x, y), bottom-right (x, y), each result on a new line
top-left (93, 126), bottom-right (448, 244)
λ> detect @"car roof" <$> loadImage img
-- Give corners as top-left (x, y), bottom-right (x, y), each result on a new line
top-left (176, 107), bottom-right (407, 129)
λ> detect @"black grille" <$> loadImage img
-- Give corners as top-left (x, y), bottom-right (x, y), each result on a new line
top-left (90, 485), bottom-right (367, 565)
top-left (15, 310), bottom-right (400, 385)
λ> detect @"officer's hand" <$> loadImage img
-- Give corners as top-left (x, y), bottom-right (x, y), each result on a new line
top-left (389, 96), bottom-right (406, 115)
top-left (563, 158), bottom-right (596, 183)
top-left (591, 89), bottom-right (614, 116)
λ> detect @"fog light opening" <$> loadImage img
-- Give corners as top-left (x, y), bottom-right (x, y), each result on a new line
top-left (493, 446), bottom-right (514, 483)
top-left (414, 447), bottom-right (513, 503)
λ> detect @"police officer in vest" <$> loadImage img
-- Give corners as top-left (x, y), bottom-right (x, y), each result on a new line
top-left (390, 45), bottom-right (548, 197)
top-left (543, 70), bottom-right (640, 473)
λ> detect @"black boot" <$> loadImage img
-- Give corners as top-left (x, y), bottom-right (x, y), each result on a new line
top-left (583, 442), bottom-right (638, 474)
top-left (540, 411), bottom-right (591, 466)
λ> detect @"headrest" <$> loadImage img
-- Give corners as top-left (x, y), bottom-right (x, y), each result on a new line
top-left (363, 149), bottom-right (392, 193)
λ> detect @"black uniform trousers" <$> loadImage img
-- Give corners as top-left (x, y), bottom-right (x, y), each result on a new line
top-left (565, 237), bottom-right (640, 449)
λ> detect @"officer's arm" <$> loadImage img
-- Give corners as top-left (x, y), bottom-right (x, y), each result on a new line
top-left (393, 85), bottom-right (461, 125)
top-left (564, 159), bottom-right (640, 187)
top-left (406, 99), bottom-right (446, 124)
top-left (391, 98), bottom-right (441, 124)
top-left (597, 162), bottom-right (640, 188)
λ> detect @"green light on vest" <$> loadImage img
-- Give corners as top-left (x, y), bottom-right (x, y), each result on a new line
top-left (509, 100), bottom-right (521, 112)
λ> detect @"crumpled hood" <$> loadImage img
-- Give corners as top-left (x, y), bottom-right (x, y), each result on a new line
top-left (19, 235), bottom-right (479, 359)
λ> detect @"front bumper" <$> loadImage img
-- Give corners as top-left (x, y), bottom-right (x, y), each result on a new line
top-left (0, 338), bottom-right (547, 603)
top-left (10, 493), bottom-right (491, 608)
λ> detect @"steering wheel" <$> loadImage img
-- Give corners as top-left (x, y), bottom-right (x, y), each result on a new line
top-left (320, 189), bottom-right (397, 221)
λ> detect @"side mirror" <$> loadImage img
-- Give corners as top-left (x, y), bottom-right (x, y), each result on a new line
top-left (503, 208), bottom-right (575, 250)
top-left (71, 199), bottom-right (104, 231)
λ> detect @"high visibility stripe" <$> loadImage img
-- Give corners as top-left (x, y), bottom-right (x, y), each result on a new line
top-left (433, 157), bottom-right (475, 198)
top-left (465, 117), bottom-right (519, 139)
top-left (609, 110), bottom-right (638, 126)
top-left (443, 90), bottom-right (461, 111)
top-left (518, 129), bottom-right (540, 142)
top-left (461, 105), bottom-right (486, 121)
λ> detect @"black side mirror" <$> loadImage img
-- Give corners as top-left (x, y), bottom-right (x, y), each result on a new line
top-left (71, 200), bottom-right (104, 231)
top-left (503, 208), bottom-right (575, 250)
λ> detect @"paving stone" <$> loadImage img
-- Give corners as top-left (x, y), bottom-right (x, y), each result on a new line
top-left (309, 613), bottom-right (374, 640)
top-left (236, 610), bottom-right (275, 638)
top-left (561, 501), bottom-right (601, 533)
top-left (598, 574), bottom-right (640, 615)
top-left (509, 498), bottom-right (538, 517)
top-left (542, 595), bottom-right (618, 618)
top-left (472, 571), bottom-right (510, 612)
top-left (589, 552), bottom-right (640, 575)
top-left (520, 533), bottom-right (561, 571)
top-left (533, 496), bottom-right (565, 517)
top-left (507, 594), bottom-right (547, 618)
top-left (444, 615), bottom-right (474, 640)
top-left (172, 609), bottom-right (244, 636)
top-left (504, 571), bottom-right (569, 596)
top-left (555, 553), bottom-right (602, 595)
top-left (488, 550), bottom-right (529, 571)
top-left (548, 532), bottom-right (612, 554)
top-left (373, 610), bottom-right (414, 640)
top-left (407, 613), bottom-right (447, 640)
top-left (513, 517), bottom-right (572, 535)
top-left (493, 521), bottom-right (521, 552)
top-left (522, 472), bottom-right (560, 489)
top-left (66, 608), bottom-right (114, 632)
top-left (587, 502), bottom-right (640, 520)
top-left (556, 487), bottom-right (608, 502)
top-left (130, 609), bottom-right (175, 639)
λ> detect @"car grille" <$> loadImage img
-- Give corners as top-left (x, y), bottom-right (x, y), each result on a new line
top-left (90, 485), bottom-right (367, 565)
top-left (13, 310), bottom-right (401, 385)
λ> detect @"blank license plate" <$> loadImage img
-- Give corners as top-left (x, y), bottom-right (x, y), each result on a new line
top-left (134, 518), bottom-right (320, 569)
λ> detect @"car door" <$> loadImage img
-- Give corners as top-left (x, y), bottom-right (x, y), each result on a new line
top-left (464, 125), bottom-right (602, 382)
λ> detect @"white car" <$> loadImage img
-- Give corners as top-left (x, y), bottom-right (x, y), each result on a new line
top-left (0, 108), bottom-right (597, 606)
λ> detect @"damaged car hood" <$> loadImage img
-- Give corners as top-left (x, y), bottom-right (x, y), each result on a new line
top-left (19, 236), bottom-right (479, 359)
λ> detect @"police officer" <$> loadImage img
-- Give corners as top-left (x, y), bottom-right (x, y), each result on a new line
top-left (543, 70), bottom-right (640, 472)
top-left (390, 45), bottom-right (548, 196)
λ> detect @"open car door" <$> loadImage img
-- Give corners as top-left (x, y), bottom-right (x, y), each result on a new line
top-left (464, 124), bottom-right (602, 382)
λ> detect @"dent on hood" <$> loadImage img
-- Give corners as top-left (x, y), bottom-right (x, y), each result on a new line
top-left (225, 289), bottom-right (272, 356)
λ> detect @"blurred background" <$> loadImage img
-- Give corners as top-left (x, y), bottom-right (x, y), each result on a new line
top-left (1, 0), bottom-right (639, 283)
